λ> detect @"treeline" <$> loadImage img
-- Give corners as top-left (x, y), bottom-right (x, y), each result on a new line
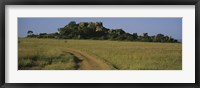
top-left (27, 21), bottom-right (178, 43)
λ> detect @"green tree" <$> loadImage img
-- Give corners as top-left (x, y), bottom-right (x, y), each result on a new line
top-left (132, 33), bottom-right (138, 40)
top-left (27, 30), bottom-right (33, 37)
top-left (41, 21), bottom-right (179, 43)
top-left (67, 21), bottom-right (78, 30)
top-left (156, 33), bottom-right (165, 42)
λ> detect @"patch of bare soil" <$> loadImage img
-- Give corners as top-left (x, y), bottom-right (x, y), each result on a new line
top-left (65, 48), bottom-right (114, 70)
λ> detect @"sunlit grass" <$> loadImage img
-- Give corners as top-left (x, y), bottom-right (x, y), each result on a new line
top-left (18, 38), bottom-right (182, 70)
top-left (18, 38), bottom-right (76, 70)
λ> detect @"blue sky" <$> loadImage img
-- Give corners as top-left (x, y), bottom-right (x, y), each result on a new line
top-left (18, 18), bottom-right (182, 39)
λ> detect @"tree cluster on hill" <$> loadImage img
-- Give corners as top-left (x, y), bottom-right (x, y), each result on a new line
top-left (27, 21), bottom-right (178, 43)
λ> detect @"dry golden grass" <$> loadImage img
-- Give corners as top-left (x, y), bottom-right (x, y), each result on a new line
top-left (18, 38), bottom-right (182, 70)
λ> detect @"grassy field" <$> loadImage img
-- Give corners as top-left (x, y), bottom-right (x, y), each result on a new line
top-left (18, 38), bottom-right (182, 70)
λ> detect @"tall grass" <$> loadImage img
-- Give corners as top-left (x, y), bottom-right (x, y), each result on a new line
top-left (18, 38), bottom-right (76, 70)
top-left (18, 38), bottom-right (182, 70)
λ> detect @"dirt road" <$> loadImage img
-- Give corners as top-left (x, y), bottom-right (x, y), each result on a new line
top-left (65, 48), bottom-right (114, 70)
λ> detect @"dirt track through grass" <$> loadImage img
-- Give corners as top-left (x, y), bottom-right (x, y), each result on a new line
top-left (65, 48), bottom-right (114, 70)
top-left (19, 38), bottom-right (182, 70)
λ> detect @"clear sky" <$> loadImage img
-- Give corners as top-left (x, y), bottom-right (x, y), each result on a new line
top-left (18, 18), bottom-right (182, 39)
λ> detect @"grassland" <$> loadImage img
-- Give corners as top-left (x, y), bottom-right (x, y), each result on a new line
top-left (18, 38), bottom-right (182, 70)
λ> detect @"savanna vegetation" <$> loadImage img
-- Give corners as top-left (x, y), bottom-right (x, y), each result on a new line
top-left (27, 21), bottom-right (179, 43)
top-left (19, 21), bottom-right (181, 70)
top-left (18, 38), bottom-right (182, 70)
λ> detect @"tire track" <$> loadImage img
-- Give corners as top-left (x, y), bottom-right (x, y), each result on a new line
top-left (64, 48), bottom-right (114, 70)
